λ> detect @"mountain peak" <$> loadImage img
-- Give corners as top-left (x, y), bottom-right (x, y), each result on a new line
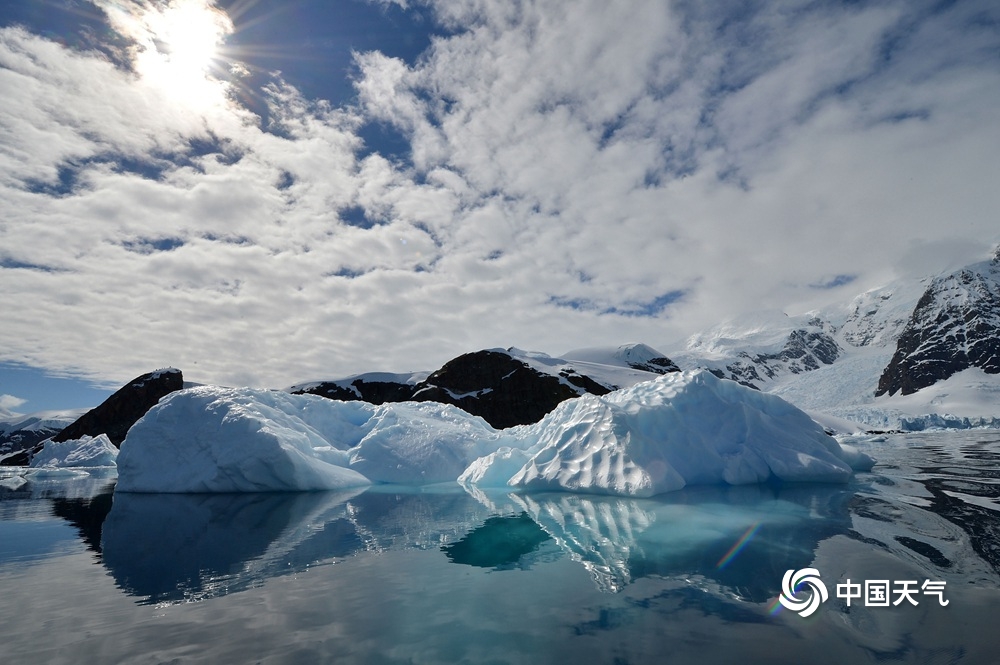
top-left (562, 343), bottom-right (680, 374)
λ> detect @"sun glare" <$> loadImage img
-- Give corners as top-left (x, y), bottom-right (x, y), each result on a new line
top-left (104, 0), bottom-right (235, 109)
top-left (152, 2), bottom-right (226, 74)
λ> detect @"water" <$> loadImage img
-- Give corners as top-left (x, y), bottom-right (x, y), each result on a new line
top-left (2, 432), bottom-right (999, 664)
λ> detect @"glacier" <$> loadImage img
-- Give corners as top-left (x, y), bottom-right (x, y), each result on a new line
top-left (116, 370), bottom-right (873, 495)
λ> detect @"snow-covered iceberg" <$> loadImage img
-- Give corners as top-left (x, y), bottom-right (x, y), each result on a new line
top-left (116, 370), bottom-right (873, 495)
top-left (30, 434), bottom-right (119, 469)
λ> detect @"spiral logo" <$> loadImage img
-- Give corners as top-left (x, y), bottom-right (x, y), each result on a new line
top-left (778, 568), bottom-right (828, 617)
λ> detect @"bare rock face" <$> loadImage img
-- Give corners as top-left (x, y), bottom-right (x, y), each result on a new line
top-left (877, 255), bottom-right (1000, 397)
top-left (53, 369), bottom-right (184, 446)
top-left (412, 350), bottom-right (612, 429)
top-left (298, 379), bottom-right (419, 404)
top-left (293, 349), bottom-right (629, 429)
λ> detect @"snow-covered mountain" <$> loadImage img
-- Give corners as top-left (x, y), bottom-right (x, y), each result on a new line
top-left (876, 250), bottom-right (1000, 397)
top-left (561, 343), bottom-right (680, 375)
top-left (669, 311), bottom-right (842, 390)
top-left (0, 409), bottom-right (86, 466)
top-left (671, 249), bottom-right (1000, 431)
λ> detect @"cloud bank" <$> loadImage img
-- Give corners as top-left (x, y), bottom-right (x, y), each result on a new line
top-left (1, 0), bottom-right (998, 388)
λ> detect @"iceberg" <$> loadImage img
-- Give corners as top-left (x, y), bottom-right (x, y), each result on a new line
top-left (465, 370), bottom-right (872, 496)
top-left (30, 434), bottom-right (119, 469)
top-left (115, 386), bottom-right (515, 493)
top-left (116, 370), bottom-right (873, 495)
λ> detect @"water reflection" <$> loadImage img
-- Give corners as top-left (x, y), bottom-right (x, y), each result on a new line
top-left (848, 432), bottom-right (1000, 583)
top-left (91, 483), bottom-right (865, 607)
top-left (468, 483), bottom-right (856, 596)
top-left (101, 490), bottom-right (365, 604)
top-left (441, 512), bottom-right (552, 569)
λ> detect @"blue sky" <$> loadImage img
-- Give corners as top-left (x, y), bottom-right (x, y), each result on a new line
top-left (0, 0), bottom-right (998, 413)
top-left (0, 363), bottom-right (112, 413)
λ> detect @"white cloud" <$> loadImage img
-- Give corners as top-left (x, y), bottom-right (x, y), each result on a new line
top-left (1, 0), bottom-right (999, 390)
top-left (0, 394), bottom-right (27, 413)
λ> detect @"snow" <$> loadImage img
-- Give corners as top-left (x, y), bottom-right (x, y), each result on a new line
top-left (0, 408), bottom-right (86, 437)
top-left (877, 367), bottom-right (1000, 418)
top-left (679, 310), bottom-right (809, 360)
top-left (133, 367), bottom-right (181, 388)
top-left (148, 367), bottom-right (181, 380)
top-left (771, 346), bottom-right (1000, 432)
top-left (563, 343), bottom-right (667, 368)
top-left (29, 434), bottom-right (118, 468)
top-left (562, 343), bottom-right (674, 388)
top-left (769, 346), bottom-right (895, 412)
top-left (116, 371), bottom-right (871, 496)
top-left (499, 347), bottom-right (605, 393)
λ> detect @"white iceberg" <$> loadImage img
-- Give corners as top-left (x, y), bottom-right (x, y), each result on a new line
top-left (115, 386), bottom-right (515, 493)
top-left (116, 370), bottom-right (873, 495)
top-left (466, 370), bottom-right (873, 496)
top-left (30, 434), bottom-right (119, 469)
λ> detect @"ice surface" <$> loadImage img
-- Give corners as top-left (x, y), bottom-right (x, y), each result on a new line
top-left (463, 370), bottom-right (872, 496)
top-left (117, 386), bottom-right (516, 493)
top-left (29, 434), bottom-right (118, 468)
top-left (775, 359), bottom-right (1000, 431)
top-left (117, 371), bottom-right (872, 495)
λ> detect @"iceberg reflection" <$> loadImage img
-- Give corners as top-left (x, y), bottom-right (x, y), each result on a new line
top-left (95, 481), bottom-right (858, 604)
top-left (101, 489), bottom-right (365, 604)
top-left (464, 483), bottom-right (855, 595)
top-left (441, 512), bottom-right (552, 569)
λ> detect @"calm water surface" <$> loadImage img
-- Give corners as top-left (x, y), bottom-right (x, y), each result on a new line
top-left (2, 431), bottom-right (999, 664)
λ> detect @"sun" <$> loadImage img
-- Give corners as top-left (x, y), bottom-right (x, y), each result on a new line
top-left (103, 0), bottom-right (235, 109)
top-left (149, 1), bottom-right (227, 75)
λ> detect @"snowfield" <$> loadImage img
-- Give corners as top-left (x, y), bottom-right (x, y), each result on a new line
top-left (116, 370), bottom-right (873, 495)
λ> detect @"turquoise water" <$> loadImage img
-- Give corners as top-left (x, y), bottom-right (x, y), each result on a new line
top-left (1, 431), bottom-right (999, 664)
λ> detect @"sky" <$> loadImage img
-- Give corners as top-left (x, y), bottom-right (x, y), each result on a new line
top-left (1, 0), bottom-right (998, 412)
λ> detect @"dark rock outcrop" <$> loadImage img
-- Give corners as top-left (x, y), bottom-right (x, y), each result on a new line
top-left (876, 256), bottom-right (1000, 396)
top-left (302, 379), bottom-right (420, 404)
top-left (294, 348), bottom-right (631, 429)
top-left (632, 356), bottom-right (681, 374)
top-left (412, 350), bottom-right (612, 428)
top-left (53, 368), bottom-right (184, 446)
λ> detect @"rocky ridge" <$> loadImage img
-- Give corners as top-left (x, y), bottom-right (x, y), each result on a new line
top-left (292, 345), bottom-right (679, 429)
top-left (877, 251), bottom-right (1000, 396)
top-left (53, 368), bottom-right (184, 446)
